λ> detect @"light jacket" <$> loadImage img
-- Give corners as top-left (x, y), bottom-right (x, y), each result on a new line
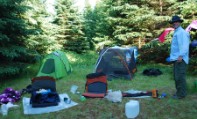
top-left (170, 26), bottom-right (190, 64)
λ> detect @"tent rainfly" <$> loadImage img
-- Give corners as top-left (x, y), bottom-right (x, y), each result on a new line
top-left (37, 50), bottom-right (72, 79)
top-left (95, 46), bottom-right (137, 80)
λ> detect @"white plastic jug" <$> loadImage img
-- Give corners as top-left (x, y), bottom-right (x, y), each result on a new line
top-left (125, 100), bottom-right (140, 119)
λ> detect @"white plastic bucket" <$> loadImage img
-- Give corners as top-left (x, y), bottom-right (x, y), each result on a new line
top-left (125, 100), bottom-right (140, 119)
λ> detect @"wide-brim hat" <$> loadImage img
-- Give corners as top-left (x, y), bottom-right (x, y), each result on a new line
top-left (169, 15), bottom-right (183, 24)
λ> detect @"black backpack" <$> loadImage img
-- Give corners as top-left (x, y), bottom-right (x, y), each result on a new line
top-left (143, 68), bottom-right (162, 76)
top-left (29, 76), bottom-right (60, 107)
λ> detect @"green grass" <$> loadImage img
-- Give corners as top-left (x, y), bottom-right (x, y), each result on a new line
top-left (0, 51), bottom-right (197, 119)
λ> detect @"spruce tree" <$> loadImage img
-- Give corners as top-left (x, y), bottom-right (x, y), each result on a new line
top-left (83, 0), bottom-right (114, 50)
top-left (55, 0), bottom-right (90, 54)
top-left (0, 0), bottom-right (38, 78)
top-left (23, 0), bottom-right (60, 53)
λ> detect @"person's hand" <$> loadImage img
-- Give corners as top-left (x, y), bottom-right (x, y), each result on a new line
top-left (166, 57), bottom-right (171, 63)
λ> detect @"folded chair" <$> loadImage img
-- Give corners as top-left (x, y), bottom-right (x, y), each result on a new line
top-left (82, 72), bottom-right (107, 98)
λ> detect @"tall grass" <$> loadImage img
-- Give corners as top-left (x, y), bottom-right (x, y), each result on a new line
top-left (0, 51), bottom-right (197, 119)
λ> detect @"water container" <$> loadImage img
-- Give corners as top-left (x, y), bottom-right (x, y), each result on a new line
top-left (125, 100), bottom-right (140, 119)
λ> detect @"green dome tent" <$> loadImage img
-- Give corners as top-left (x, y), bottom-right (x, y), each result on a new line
top-left (37, 50), bottom-right (72, 79)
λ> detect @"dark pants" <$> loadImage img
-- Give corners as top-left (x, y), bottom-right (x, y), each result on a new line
top-left (173, 60), bottom-right (187, 97)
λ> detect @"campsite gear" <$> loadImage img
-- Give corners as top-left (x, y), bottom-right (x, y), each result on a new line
top-left (37, 50), bottom-right (72, 79)
top-left (21, 84), bottom-right (33, 94)
top-left (142, 68), bottom-right (162, 76)
top-left (95, 46), bottom-right (137, 80)
top-left (185, 20), bottom-right (197, 32)
top-left (1, 104), bottom-right (8, 116)
top-left (158, 28), bottom-right (174, 43)
top-left (22, 76), bottom-right (56, 94)
top-left (131, 46), bottom-right (138, 63)
top-left (64, 97), bottom-right (71, 104)
top-left (31, 76), bottom-right (57, 92)
top-left (108, 89), bottom-right (112, 93)
top-left (0, 88), bottom-right (21, 104)
top-left (158, 93), bottom-right (167, 99)
top-left (29, 76), bottom-right (60, 107)
top-left (36, 89), bottom-right (51, 94)
top-left (82, 72), bottom-right (107, 98)
top-left (30, 90), bottom-right (60, 108)
top-left (23, 94), bottom-right (78, 115)
top-left (125, 100), bottom-right (140, 119)
top-left (70, 85), bottom-right (78, 94)
top-left (190, 40), bottom-right (197, 47)
top-left (151, 89), bottom-right (158, 98)
top-left (80, 96), bottom-right (86, 101)
top-left (76, 91), bottom-right (80, 94)
top-left (122, 89), bottom-right (159, 98)
top-left (105, 90), bottom-right (122, 102)
top-left (166, 57), bottom-right (171, 63)
top-left (0, 102), bottom-right (19, 116)
top-left (169, 15), bottom-right (183, 24)
top-left (158, 20), bottom-right (196, 43)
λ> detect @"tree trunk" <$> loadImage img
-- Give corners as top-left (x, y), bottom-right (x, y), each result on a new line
top-left (159, 0), bottom-right (163, 15)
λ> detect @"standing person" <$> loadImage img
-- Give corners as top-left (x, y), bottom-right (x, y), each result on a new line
top-left (169, 15), bottom-right (190, 99)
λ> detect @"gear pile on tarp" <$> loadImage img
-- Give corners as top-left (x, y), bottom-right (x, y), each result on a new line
top-left (0, 88), bottom-right (21, 104)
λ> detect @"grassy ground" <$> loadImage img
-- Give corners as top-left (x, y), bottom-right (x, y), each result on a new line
top-left (0, 51), bottom-right (197, 119)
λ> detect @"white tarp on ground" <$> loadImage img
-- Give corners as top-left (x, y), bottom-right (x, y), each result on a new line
top-left (23, 93), bottom-right (78, 115)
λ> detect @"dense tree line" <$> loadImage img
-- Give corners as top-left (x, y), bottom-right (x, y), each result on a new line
top-left (0, 0), bottom-right (196, 79)
top-left (0, 0), bottom-right (38, 78)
